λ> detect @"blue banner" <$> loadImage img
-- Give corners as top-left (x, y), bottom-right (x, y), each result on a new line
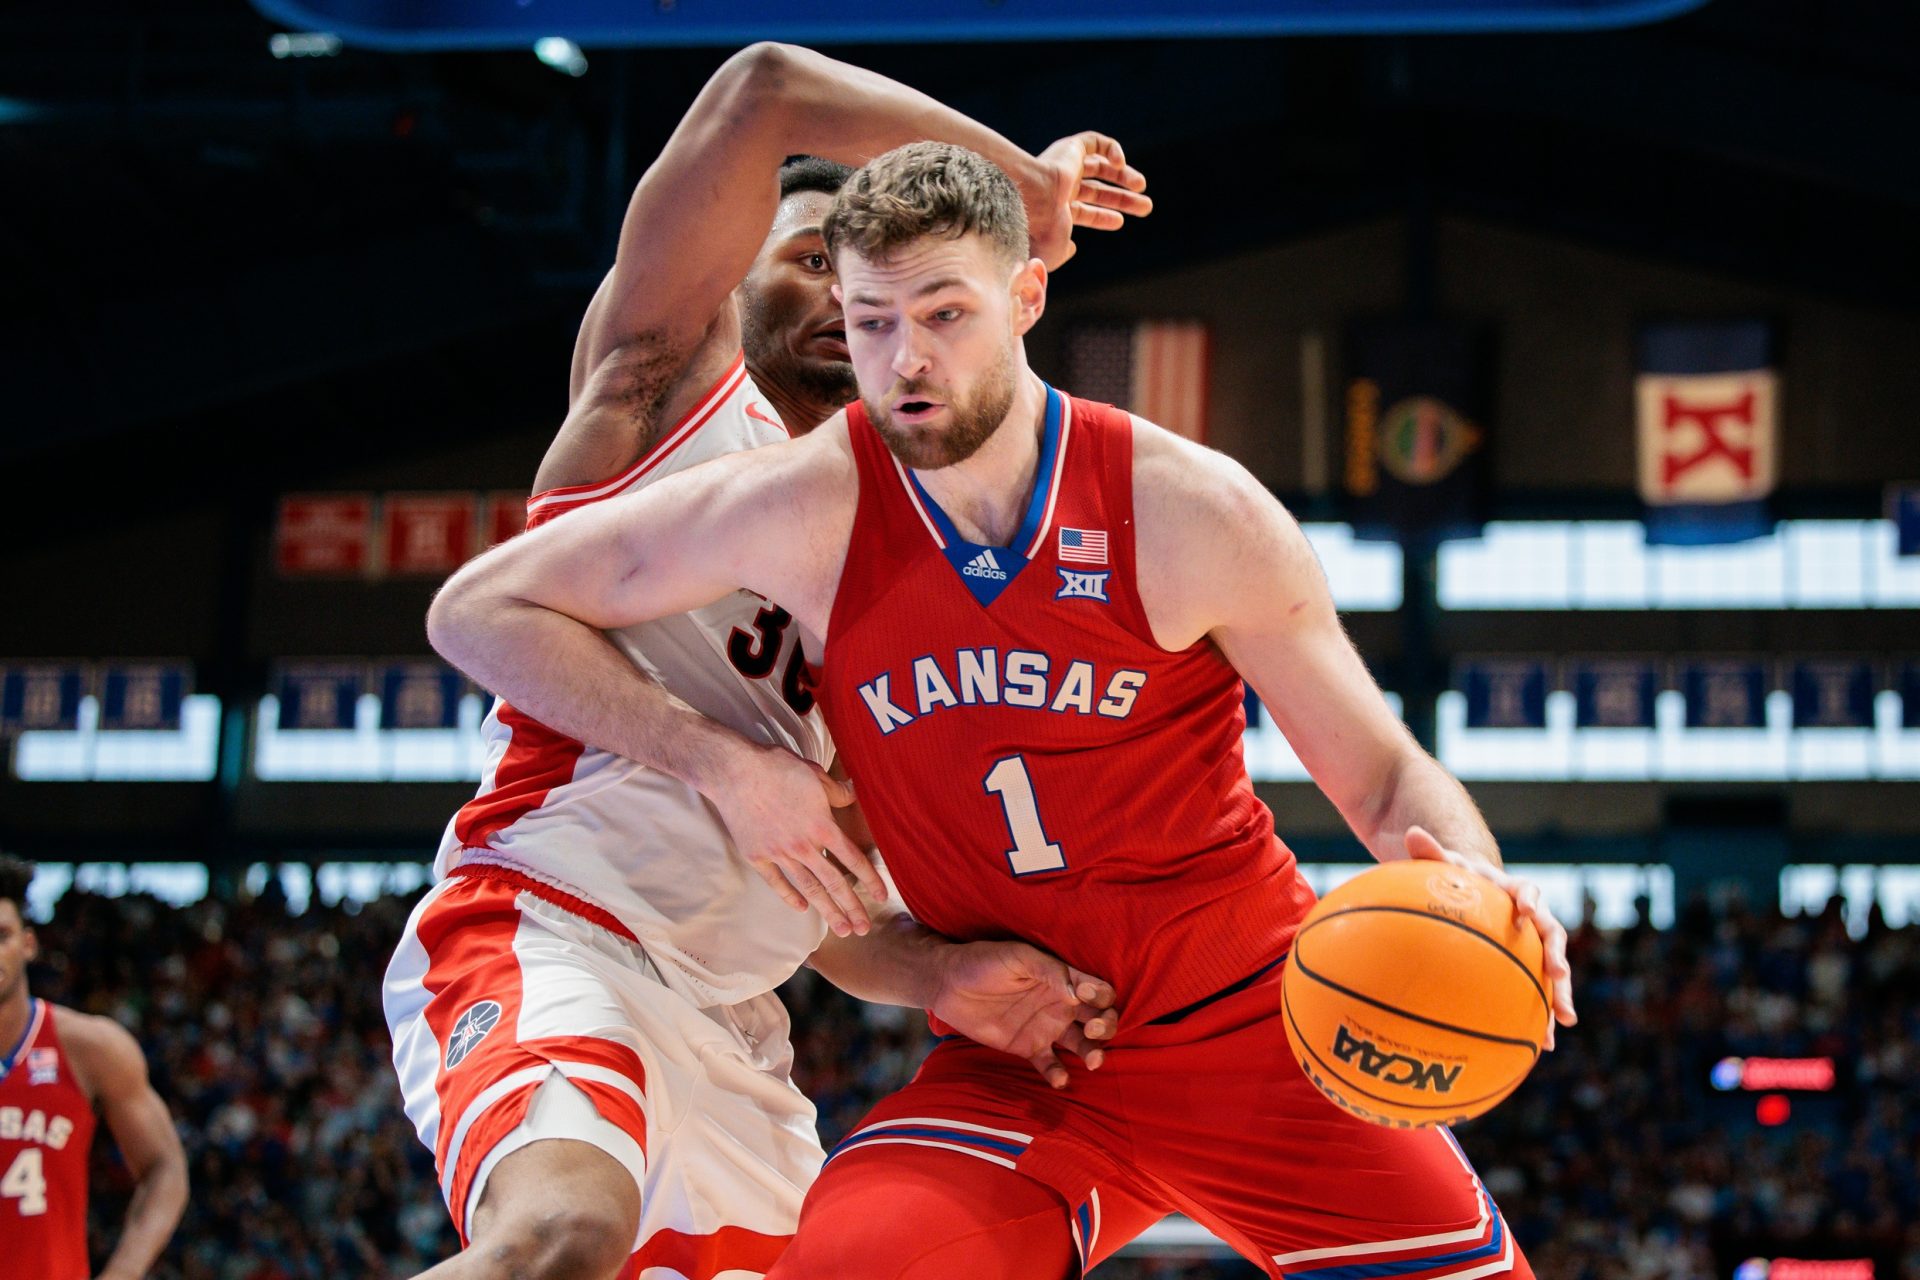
top-left (250, 0), bottom-right (1711, 49)
top-left (0, 665), bottom-right (86, 733)
top-left (274, 663), bottom-right (365, 731)
top-left (99, 664), bottom-right (190, 732)
top-left (379, 663), bottom-right (468, 730)
top-left (1890, 485), bottom-right (1920, 558)
top-left (1790, 661), bottom-right (1876, 729)
top-left (1681, 660), bottom-right (1768, 730)
top-left (1345, 320), bottom-right (1492, 540)
top-left (1903, 663), bottom-right (1920, 731)
top-left (1636, 320), bottom-right (1777, 546)
top-left (1571, 659), bottom-right (1658, 729)
top-left (1459, 659), bottom-right (1549, 729)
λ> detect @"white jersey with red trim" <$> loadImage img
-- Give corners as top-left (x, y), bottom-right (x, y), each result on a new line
top-left (437, 353), bottom-right (834, 1007)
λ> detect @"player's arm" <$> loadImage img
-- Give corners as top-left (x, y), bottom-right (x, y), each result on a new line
top-left (1132, 424), bottom-right (1575, 1039)
top-left (428, 432), bottom-right (887, 934)
top-left (808, 904), bottom-right (1118, 1090)
top-left (68, 1015), bottom-right (187, 1280)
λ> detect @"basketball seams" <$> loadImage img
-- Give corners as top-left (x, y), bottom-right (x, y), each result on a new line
top-left (1295, 903), bottom-right (1551, 1017)
top-left (1288, 950), bottom-right (1543, 1054)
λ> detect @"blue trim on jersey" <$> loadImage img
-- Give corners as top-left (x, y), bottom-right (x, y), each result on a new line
top-left (1285, 1190), bottom-right (1504, 1280)
top-left (0, 997), bottom-right (39, 1082)
top-left (829, 1124), bottom-right (1029, 1161)
top-left (905, 383), bottom-right (1063, 554)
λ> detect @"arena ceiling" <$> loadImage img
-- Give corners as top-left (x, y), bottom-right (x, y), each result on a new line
top-left (1, 0), bottom-right (1914, 540)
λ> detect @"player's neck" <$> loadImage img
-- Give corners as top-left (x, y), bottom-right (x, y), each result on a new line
top-left (914, 371), bottom-right (1048, 548)
top-left (0, 984), bottom-right (30, 1054)
top-left (753, 367), bottom-right (842, 437)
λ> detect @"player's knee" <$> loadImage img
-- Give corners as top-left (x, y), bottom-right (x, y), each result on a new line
top-left (470, 1204), bottom-right (633, 1280)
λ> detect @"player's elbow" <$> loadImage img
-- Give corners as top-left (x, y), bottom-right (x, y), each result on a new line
top-left (426, 563), bottom-right (492, 674)
top-left (708, 42), bottom-right (809, 131)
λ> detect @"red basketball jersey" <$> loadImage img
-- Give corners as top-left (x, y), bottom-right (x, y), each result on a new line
top-left (816, 387), bottom-right (1318, 1025)
top-left (0, 1000), bottom-right (97, 1280)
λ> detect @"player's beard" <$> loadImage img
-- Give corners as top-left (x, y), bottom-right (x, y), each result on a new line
top-left (866, 340), bottom-right (1017, 471)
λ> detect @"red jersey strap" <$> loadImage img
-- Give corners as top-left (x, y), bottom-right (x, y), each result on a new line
top-left (1063, 397), bottom-right (1164, 652)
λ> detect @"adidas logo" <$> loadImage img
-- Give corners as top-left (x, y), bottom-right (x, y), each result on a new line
top-left (962, 549), bottom-right (1009, 581)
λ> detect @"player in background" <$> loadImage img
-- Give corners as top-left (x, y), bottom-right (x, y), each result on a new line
top-left (0, 855), bottom-right (188, 1280)
top-left (387, 46), bottom-right (1151, 1280)
top-left (424, 141), bottom-right (1577, 1276)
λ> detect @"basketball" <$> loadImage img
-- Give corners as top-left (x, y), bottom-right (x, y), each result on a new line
top-left (1281, 860), bottom-right (1550, 1129)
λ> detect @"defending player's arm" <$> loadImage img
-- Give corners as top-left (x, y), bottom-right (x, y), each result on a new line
top-left (1131, 424), bottom-right (1576, 1041)
top-left (554, 41), bottom-right (1148, 483)
top-left (429, 430), bottom-right (886, 933)
top-left (66, 1014), bottom-right (187, 1280)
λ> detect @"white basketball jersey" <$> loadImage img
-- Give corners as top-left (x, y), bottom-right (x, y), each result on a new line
top-left (437, 353), bottom-right (834, 1007)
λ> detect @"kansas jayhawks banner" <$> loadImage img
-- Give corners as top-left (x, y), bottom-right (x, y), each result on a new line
top-left (1343, 320), bottom-right (1491, 539)
top-left (1636, 321), bottom-right (1778, 545)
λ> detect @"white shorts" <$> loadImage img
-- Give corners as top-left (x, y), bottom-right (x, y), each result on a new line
top-left (384, 865), bottom-right (823, 1278)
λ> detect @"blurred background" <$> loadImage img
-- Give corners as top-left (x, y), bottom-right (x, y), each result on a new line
top-left (2, 1), bottom-right (1917, 1277)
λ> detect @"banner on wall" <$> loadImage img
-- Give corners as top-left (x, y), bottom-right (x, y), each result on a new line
top-left (1343, 320), bottom-right (1491, 540)
top-left (382, 493), bottom-right (479, 575)
top-left (1064, 320), bottom-right (1211, 443)
top-left (273, 663), bottom-right (366, 731)
top-left (1680, 659), bottom-right (1769, 729)
top-left (1636, 320), bottom-right (1777, 545)
top-left (1888, 484), bottom-right (1920, 558)
top-left (0, 665), bottom-right (86, 733)
top-left (1790, 660), bottom-right (1876, 730)
top-left (276, 494), bottom-right (376, 576)
top-left (1569, 658), bottom-right (1659, 729)
top-left (378, 663), bottom-right (468, 730)
top-left (484, 491), bottom-right (530, 549)
top-left (1901, 662), bottom-right (1920, 731)
top-left (1457, 658), bottom-right (1549, 729)
top-left (99, 663), bottom-right (190, 732)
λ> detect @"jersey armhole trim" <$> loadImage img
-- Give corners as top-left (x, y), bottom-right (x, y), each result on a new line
top-left (526, 352), bottom-right (748, 525)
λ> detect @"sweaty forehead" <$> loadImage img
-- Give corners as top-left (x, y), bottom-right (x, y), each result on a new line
top-left (766, 190), bottom-right (834, 245)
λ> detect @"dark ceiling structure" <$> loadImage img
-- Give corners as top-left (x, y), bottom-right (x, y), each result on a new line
top-left (2, 0), bottom-right (1915, 542)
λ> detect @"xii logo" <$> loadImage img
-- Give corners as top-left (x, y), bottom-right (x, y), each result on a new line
top-left (1055, 568), bottom-right (1111, 602)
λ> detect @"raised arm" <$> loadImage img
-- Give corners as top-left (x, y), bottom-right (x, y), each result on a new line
top-left (555, 43), bottom-right (1148, 482)
top-left (1132, 423), bottom-right (1575, 1040)
top-left (67, 1013), bottom-right (188, 1280)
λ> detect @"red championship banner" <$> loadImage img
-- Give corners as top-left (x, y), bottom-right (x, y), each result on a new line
top-left (275, 494), bottom-right (375, 576)
top-left (483, 490), bottom-right (530, 549)
top-left (381, 492), bottom-right (478, 574)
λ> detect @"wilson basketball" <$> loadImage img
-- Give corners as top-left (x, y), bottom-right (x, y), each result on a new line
top-left (1281, 860), bottom-right (1550, 1128)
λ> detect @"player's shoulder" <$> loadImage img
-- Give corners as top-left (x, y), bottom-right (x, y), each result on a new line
top-left (1127, 412), bottom-right (1285, 538)
top-left (48, 1004), bottom-right (147, 1094)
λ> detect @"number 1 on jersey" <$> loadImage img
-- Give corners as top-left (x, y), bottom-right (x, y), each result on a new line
top-left (984, 755), bottom-right (1066, 876)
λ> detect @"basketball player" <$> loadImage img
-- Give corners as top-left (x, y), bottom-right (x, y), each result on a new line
top-left (0, 855), bottom-right (188, 1280)
top-left (427, 140), bottom-right (1579, 1277)
top-left (387, 46), bottom-right (1151, 1280)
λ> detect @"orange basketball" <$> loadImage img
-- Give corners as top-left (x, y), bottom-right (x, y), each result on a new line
top-left (1280, 859), bottom-right (1550, 1128)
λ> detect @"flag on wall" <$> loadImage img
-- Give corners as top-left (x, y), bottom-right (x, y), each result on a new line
top-left (100, 663), bottom-right (190, 731)
top-left (1636, 321), bottom-right (1778, 545)
top-left (274, 663), bottom-right (365, 731)
top-left (1457, 658), bottom-right (1549, 729)
top-left (1680, 659), bottom-right (1768, 729)
top-left (0, 665), bottom-right (85, 733)
top-left (1570, 658), bottom-right (1658, 729)
top-left (1790, 660), bottom-right (1875, 729)
top-left (1064, 320), bottom-right (1211, 443)
top-left (1343, 320), bottom-right (1491, 539)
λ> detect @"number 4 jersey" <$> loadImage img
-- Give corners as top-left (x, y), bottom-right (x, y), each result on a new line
top-left (815, 386), bottom-right (1317, 1025)
top-left (0, 1000), bottom-right (96, 1280)
top-left (438, 353), bottom-right (835, 1008)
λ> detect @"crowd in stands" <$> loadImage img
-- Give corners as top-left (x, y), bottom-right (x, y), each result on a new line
top-left (27, 877), bottom-right (1920, 1279)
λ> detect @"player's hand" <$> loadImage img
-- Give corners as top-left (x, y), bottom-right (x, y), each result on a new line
top-left (1405, 826), bottom-right (1577, 1050)
top-left (703, 740), bottom-right (887, 937)
top-left (1025, 132), bottom-right (1152, 271)
top-left (930, 941), bottom-right (1119, 1089)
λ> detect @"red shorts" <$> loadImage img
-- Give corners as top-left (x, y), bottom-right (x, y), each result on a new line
top-left (817, 960), bottom-right (1528, 1278)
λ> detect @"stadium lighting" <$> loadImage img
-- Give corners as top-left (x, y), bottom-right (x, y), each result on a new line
top-left (534, 37), bottom-right (588, 77)
top-left (269, 32), bottom-right (343, 59)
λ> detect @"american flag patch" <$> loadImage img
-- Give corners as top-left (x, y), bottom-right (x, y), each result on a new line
top-left (1058, 527), bottom-right (1108, 565)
